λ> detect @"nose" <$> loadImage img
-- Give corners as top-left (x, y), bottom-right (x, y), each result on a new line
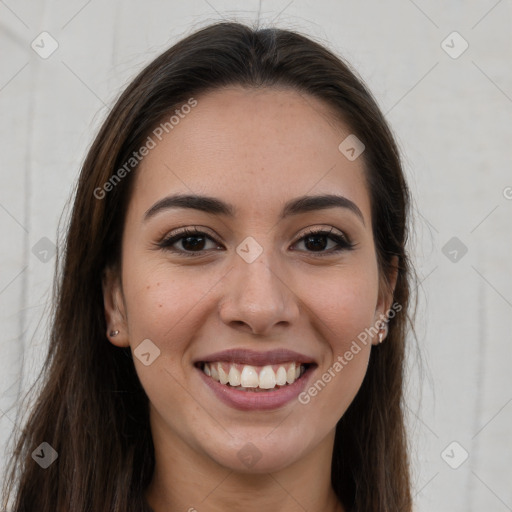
top-left (218, 251), bottom-right (300, 337)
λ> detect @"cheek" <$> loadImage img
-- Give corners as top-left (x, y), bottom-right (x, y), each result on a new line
top-left (121, 258), bottom-right (211, 342)
top-left (297, 275), bottom-right (377, 423)
top-left (295, 262), bottom-right (378, 414)
top-left (304, 263), bottom-right (379, 350)
top-left (120, 262), bottom-right (207, 408)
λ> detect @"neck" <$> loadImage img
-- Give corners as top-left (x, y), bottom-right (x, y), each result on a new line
top-left (144, 409), bottom-right (346, 512)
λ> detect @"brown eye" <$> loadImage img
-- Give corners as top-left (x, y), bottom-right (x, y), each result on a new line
top-left (158, 228), bottom-right (222, 256)
top-left (157, 227), bottom-right (355, 257)
top-left (292, 229), bottom-right (355, 255)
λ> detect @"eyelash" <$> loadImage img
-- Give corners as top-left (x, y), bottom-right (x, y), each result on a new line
top-left (156, 226), bottom-right (356, 257)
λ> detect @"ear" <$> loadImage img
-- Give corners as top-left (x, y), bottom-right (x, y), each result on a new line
top-left (372, 255), bottom-right (399, 345)
top-left (102, 265), bottom-right (130, 347)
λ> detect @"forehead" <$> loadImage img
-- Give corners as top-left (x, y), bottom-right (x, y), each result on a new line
top-left (129, 86), bottom-right (371, 224)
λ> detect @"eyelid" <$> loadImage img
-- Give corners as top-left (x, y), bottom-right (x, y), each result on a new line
top-left (296, 225), bottom-right (351, 243)
top-left (154, 226), bottom-right (222, 256)
top-left (291, 225), bottom-right (355, 255)
top-left (162, 225), bottom-right (216, 238)
top-left (156, 224), bottom-right (355, 256)
top-left (160, 224), bottom-right (351, 243)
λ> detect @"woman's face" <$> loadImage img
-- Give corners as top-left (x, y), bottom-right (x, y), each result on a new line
top-left (104, 86), bottom-right (394, 473)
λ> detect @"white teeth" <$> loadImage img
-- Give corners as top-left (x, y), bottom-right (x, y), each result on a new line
top-left (276, 366), bottom-right (287, 386)
top-left (240, 365), bottom-right (259, 387)
top-left (218, 364), bottom-right (229, 385)
top-left (210, 364), bottom-right (219, 381)
top-left (259, 365), bottom-right (276, 389)
top-left (228, 366), bottom-right (241, 386)
top-left (201, 361), bottom-right (307, 390)
top-left (286, 362), bottom-right (296, 384)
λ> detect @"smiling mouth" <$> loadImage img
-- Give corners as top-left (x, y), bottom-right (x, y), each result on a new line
top-left (195, 361), bottom-right (313, 392)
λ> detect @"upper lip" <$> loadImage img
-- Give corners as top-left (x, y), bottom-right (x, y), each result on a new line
top-left (194, 348), bottom-right (317, 367)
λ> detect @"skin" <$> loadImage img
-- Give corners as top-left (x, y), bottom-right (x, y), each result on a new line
top-left (102, 86), bottom-right (397, 512)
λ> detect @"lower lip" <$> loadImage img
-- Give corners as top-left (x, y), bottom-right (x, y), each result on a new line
top-left (196, 365), bottom-right (315, 411)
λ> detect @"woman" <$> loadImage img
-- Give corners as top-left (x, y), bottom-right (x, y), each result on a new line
top-left (2, 20), bottom-right (415, 512)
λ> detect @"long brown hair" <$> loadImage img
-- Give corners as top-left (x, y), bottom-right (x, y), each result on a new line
top-left (2, 20), bottom-right (415, 512)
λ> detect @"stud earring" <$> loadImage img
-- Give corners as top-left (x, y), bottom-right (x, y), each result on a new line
top-left (109, 330), bottom-right (120, 337)
top-left (378, 321), bottom-right (388, 344)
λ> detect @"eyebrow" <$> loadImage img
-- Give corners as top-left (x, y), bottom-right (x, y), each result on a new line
top-left (143, 193), bottom-right (365, 225)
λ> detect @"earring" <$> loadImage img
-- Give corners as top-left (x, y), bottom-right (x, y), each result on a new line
top-left (109, 330), bottom-right (120, 337)
top-left (378, 321), bottom-right (388, 344)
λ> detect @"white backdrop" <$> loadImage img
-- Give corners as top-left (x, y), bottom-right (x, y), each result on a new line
top-left (1, 1), bottom-right (511, 510)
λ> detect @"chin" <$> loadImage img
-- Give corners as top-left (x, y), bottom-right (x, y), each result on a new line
top-left (204, 429), bottom-right (312, 474)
